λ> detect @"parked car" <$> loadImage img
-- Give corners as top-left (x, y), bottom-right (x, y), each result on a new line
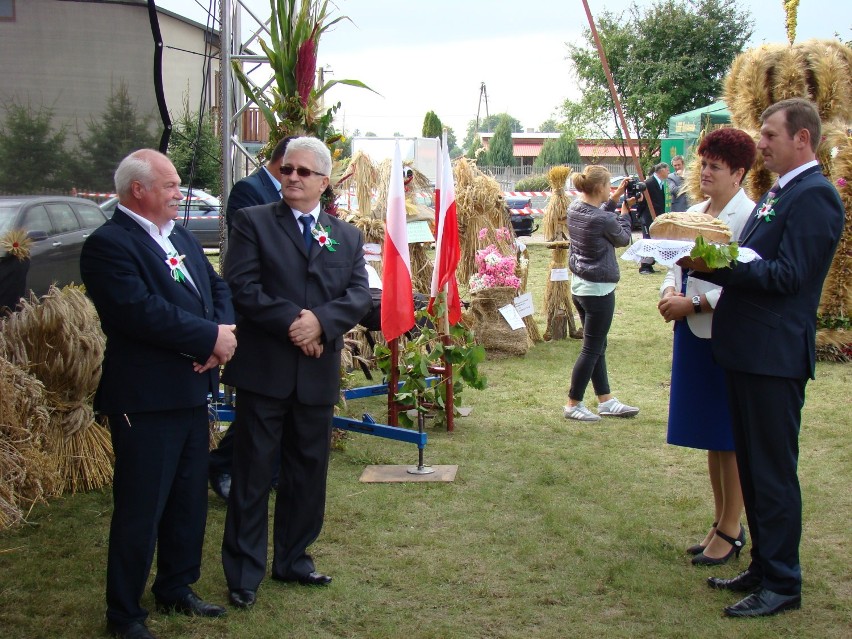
top-left (505, 195), bottom-right (538, 237)
top-left (0, 195), bottom-right (110, 296)
top-left (99, 187), bottom-right (223, 248)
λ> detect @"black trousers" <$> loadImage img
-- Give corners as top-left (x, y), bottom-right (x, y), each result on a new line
top-left (569, 291), bottom-right (615, 401)
top-left (208, 419), bottom-right (281, 485)
top-left (105, 406), bottom-right (209, 626)
top-left (724, 370), bottom-right (806, 596)
top-left (222, 388), bottom-right (334, 591)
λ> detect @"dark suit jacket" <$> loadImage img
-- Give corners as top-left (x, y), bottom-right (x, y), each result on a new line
top-left (637, 174), bottom-right (665, 224)
top-left (80, 208), bottom-right (235, 413)
top-left (696, 165), bottom-right (844, 380)
top-left (221, 201), bottom-right (371, 405)
top-left (225, 168), bottom-right (281, 235)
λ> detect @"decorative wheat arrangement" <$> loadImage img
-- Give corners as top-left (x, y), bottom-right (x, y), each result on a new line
top-left (722, 38), bottom-right (852, 360)
top-left (0, 286), bottom-right (113, 493)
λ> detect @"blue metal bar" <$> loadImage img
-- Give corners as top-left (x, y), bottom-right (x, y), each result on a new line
top-left (342, 376), bottom-right (440, 400)
top-left (333, 414), bottom-right (427, 448)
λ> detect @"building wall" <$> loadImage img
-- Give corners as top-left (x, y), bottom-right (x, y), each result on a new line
top-left (0, 0), bottom-right (217, 140)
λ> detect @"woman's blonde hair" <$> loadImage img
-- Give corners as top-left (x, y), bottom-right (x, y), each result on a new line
top-left (570, 165), bottom-right (611, 196)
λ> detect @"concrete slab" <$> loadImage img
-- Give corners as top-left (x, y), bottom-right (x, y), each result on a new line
top-left (359, 464), bottom-right (459, 483)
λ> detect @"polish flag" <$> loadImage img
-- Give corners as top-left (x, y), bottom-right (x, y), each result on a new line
top-left (428, 136), bottom-right (462, 324)
top-left (381, 142), bottom-right (415, 340)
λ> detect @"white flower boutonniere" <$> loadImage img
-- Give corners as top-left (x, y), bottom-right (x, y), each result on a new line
top-left (311, 224), bottom-right (339, 252)
top-left (166, 253), bottom-right (187, 282)
top-left (756, 194), bottom-right (777, 223)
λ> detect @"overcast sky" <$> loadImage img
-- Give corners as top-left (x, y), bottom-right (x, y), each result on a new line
top-left (158, 0), bottom-right (851, 138)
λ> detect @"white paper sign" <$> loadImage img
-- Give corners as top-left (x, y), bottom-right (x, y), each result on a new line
top-left (498, 303), bottom-right (526, 330)
top-left (550, 268), bottom-right (570, 281)
top-left (363, 243), bottom-right (382, 262)
top-left (406, 220), bottom-right (435, 244)
top-left (513, 292), bottom-right (534, 318)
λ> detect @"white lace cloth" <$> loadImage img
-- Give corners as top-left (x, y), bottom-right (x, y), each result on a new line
top-left (621, 239), bottom-right (761, 267)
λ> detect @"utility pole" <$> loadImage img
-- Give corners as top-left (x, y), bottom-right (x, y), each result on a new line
top-left (475, 82), bottom-right (490, 133)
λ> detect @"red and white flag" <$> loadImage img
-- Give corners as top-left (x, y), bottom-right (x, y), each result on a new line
top-left (381, 142), bottom-right (415, 340)
top-left (428, 135), bottom-right (462, 324)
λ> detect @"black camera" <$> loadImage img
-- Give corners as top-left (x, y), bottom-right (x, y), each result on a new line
top-left (624, 177), bottom-right (647, 200)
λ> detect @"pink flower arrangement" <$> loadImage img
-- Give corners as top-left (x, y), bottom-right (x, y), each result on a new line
top-left (469, 229), bottom-right (521, 293)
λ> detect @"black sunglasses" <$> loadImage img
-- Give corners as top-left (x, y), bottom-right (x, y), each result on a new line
top-left (280, 165), bottom-right (326, 178)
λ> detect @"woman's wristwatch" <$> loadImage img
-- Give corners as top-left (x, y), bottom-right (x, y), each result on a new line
top-left (692, 295), bottom-right (702, 313)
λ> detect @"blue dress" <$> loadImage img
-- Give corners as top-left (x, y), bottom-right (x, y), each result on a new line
top-left (666, 278), bottom-right (735, 451)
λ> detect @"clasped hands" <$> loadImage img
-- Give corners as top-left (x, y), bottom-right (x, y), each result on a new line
top-left (289, 309), bottom-right (324, 358)
top-left (657, 288), bottom-right (691, 323)
top-left (193, 324), bottom-right (238, 373)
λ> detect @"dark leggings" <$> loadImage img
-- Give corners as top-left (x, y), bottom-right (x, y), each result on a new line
top-left (569, 291), bottom-right (615, 401)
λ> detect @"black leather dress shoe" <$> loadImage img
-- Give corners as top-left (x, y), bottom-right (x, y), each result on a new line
top-left (724, 587), bottom-right (801, 618)
top-left (707, 569), bottom-right (762, 592)
top-left (106, 620), bottom-right (158, 639)
top-left (155, 591), bottom-right (226, 617)
top-left (274, 571), bottom-right (333, 586)
top-left (210, 472), bottom-right (231, 500)
top-left (228, 588), bottom-right (257, 609)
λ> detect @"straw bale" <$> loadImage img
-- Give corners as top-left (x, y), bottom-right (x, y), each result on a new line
top-left (771, 46), bottom-right (808, 103)
top-left (0, 285), bottom-right (112, 494)
top-left (409, 243), bottom-right (433, 295)
top-left (820, 125), bottom-right (852, 321)
top-left (542, 246), bottom-right (581, 340)
top-left (543, 166), bottom-right (571, 241)
top-left (468, 287), bottom-right (528, 357)
top-left (347, 151), bottom-right (379, 218)
top-left (725, 45), bottom-right (782, 131)
top-left (798, 40), bottom-right (852, 122)
top-left (453, 158), bottom-right (508, 286)
top-left (0, 354), bottom-right (55, 530)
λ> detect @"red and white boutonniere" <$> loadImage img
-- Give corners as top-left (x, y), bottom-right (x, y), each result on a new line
top-left (311, 224), bottom-right (339, 252)
top-left (166, 253), bottom-right (187, 282)
top-left (756, 194), bottom-right (777, 222)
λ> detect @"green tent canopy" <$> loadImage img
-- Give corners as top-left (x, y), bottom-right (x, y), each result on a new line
top-left (667, 100), bottom-right (731, 138)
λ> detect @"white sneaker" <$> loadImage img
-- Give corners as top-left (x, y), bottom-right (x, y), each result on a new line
top-left (598, 397), bottom-right (639, 417)
top-left (563, 403), bottom-right (601, 421)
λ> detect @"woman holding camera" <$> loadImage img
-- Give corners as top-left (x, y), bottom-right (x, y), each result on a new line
top-left (657, 128), bottom-right (756, 565)
top-left (564, 166), bottom-right (640, 421)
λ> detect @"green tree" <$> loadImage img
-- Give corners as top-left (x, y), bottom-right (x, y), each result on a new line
top-left (462, 113), bottom-right (522, 154)
top-left (422, 110), bottom-right (443, 138)
top-left (76, 82), bottom-right (158, 191)
top-left (466, 134), bottom-right (484, 161)
top-left (168, 99), bottom-right (222, 194)
top-left (538, 118), bottom-right (561, 133)
top-left (534, 132), bottom-right (582, 168)
top-left (563, 0), bottom-right (752, 168)
top-left (0, 101), bottom-right (72, 193)
top-left (485, 115), bottom-right (515, 167)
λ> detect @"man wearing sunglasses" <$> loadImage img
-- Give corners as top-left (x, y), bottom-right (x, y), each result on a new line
top-left (221, 136), bottom-right (371, 609)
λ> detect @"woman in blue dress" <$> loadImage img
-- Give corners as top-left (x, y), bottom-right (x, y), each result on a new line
top-left (657, 128), bottom-right (756, 565)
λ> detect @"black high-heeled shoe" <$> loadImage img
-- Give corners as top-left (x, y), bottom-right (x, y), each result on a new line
top-left (692, 526), bottom-right (746, 566)
top-left (686, 522), bottom-right (717, 555)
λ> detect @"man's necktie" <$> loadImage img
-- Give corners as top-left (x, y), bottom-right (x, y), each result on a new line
top-left (300, 214), bottom-right (313, 251)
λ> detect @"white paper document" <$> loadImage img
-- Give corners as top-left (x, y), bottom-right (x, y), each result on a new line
top-left (513, 292), bottom-right (534, 318)
top-left (498, 303), bottom-right (526, 330)
top-left (550, 268), bottom-right (570, 282)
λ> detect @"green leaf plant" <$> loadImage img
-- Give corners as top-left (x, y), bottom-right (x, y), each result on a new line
top-left (690, 235), bottom-right (740, 269)
top-left (374, 295), bottom-right (487, 429)
top-left (232, 0), bottom-right (378, 158)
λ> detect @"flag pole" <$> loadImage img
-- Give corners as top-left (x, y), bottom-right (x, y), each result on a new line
top-left (388, 336), bottom-right (400, 427)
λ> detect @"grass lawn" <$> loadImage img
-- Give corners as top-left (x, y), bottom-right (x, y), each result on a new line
top-left (1, 240), bottom-right (850, 638)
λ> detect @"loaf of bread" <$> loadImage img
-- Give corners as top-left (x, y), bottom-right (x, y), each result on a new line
top-left (648, 212), bottom-right (732, 243)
